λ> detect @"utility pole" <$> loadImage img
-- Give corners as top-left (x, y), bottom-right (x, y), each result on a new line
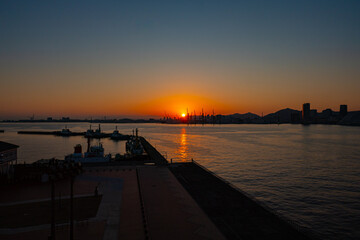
top-left (201, 108), bottom-right (204, 126)
top-left (212, 109), bottom-right (215, 125)
top-left (187, 108), bottom-right (189, 125)
top-left (70, 172), bottom-right (74, 240)
top-left (51, 175), bottom-right (56, 240)
top-left (194, 110), bottom-right (196, 125)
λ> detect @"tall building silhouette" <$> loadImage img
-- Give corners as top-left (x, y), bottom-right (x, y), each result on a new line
top-left (302, 103), bottom-right (311, 124)
top-left (340, 105), bottom-right (348, 118)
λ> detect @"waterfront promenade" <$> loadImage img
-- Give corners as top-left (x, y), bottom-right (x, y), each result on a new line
top-left (0, 166), bottom-right (225, 239)
top-left (0, 137), bottom-right (314, 239)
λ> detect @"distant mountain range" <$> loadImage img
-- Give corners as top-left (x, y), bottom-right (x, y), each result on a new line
top-left (338, 111), bottom-right (360, 126)
top-left (262, 108), bottom-right (301, 123)
top-left (226, 112), bottom-right (261, 120)
top-left (220, 108), bottom-right (301, 124)
top-left (2, 108), bottom-right (360, 126)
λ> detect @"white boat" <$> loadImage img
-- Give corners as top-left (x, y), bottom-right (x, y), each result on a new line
top-left (65, 139), bottom-right (111, 163)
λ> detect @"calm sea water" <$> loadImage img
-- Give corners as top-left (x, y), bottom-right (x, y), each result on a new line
top-left (1, 122), bottom-right (360, 239)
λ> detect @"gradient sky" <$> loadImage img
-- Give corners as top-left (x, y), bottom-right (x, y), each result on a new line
top-left (1, 0), bottom-right (359, 119)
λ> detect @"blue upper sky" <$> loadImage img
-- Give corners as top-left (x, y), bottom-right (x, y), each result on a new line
top-left (1, 0), bottom-right (359, 118)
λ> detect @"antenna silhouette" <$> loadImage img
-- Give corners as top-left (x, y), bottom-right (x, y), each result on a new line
top-left (202, 108), bottom-right (204, 126)
top-left (187, 108), bottom-right (189, 125)
top-left (194, 110), bottom-right (196, 125)
top-left (212, 109), bottom-right (215, 125)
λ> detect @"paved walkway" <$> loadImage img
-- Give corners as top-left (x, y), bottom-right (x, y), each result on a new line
top-left (77, 174), bottom-right (123, 240)
top-left (137, 166), bottom-right (226, 240)
top-left (1, 165), bottom-right (226, 240)
top-left (0, 194), bottom-right (94, 207)
top-left (0, 167), bottom-right (131, 240)
top-left (81, 166), bottom-right (145, 240)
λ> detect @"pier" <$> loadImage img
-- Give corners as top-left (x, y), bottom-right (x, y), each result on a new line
top-left (141, 138), bottom-right (313, 239)
top-left (18, 131), bottom-right (85, 136)
top-left (0, 137), bottom-right (315, 240)
top-left (169, 162), bottom-right (313, 239)
top-left (17, 131), bottom-right (130, 139)
top-left (139, 137), bottom-right (168, 165)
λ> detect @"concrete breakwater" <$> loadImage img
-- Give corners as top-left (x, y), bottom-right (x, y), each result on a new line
top-left (17, 131), bottom-right (130, 139)
top-left (141, 138), bottom-right (314, 239)
top-left (18, 131), bottom-right (85, 136)
top-left (169, 162), bottom-right (315, 239)
top-left (2, 135), bottom-right (316, 239)
top-left (139, 137), bottom-right (168, 165)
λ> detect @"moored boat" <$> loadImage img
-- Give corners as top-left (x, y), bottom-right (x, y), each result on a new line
top-left (126, 128), bottom-right (144, 155)
top-left (65, 139), bottom-right (111, 163)
top-left (85, 125), bottom-right (94, 138)
top-left (85, 124), bottom-right (108, 138)
top-left (111, 126), bottom-right (128, 140)
top-left (59, 125), bottom-right (72, 136)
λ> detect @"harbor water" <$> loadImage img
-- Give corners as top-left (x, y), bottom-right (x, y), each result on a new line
top-left (1, 122), bottom-right (359, 239)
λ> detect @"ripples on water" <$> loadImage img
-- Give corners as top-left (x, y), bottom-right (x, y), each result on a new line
top-left (1, 122), bottom-right (360, 239)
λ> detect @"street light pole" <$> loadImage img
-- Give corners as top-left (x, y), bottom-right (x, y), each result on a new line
top-left (51, 176), bottom-right (56, 240)
top-left (70, 173), bottom-right (74, 240)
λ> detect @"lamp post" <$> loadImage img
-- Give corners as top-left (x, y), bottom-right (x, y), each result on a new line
top-left (49, 170), bottom-right (56, 240)
top-left (70, 164), bottom-right (74, 240)
top-left (51, 177), bottom-right (55, 239)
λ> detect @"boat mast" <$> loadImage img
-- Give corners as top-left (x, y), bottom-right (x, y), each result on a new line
top-left (202, 108), bottom-right (204, 126)
top-left (87, 137), bottom-right (90, 152)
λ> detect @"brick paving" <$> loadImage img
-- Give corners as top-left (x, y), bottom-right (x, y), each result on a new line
top-left (137, 166), bottom-right (226, 240)
top-left (0, 165), bottom-right (226, 240)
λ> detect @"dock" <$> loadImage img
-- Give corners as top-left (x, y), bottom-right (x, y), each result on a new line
top-left (18, 131), bottom-right (86, 136)
top-left (0, 137), bottom-right (315, 240)
top-left (139, 137), bottom-right (168, 165)
top-left (169, 162), bottom-right (314, 239)
top-left (17, 131), bottom-right (130, 139)
top-left (142, 139), bottom-right (314, 239)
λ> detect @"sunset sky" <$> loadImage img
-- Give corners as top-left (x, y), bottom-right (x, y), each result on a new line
top-left (1, 1), bottom-right (359, 119)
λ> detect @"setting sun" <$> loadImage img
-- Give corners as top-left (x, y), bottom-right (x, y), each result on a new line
top-left (181, 113), bottom-right (186, 117)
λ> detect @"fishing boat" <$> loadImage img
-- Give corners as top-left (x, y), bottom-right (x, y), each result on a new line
top-left (93, 124), bottom-right (102, 138)
top-left (59, 125), bottom-right (72, 136)
top-left (111, 126), bottom-right (128, 140)
top-left (126, 128), bottom-right (144, 155)
top-left (65, 139), bottom-right (111, 163)
top-left (85, 124), bottom-right (107, 138)
top-left (85, 125), bottom-right (94, 138)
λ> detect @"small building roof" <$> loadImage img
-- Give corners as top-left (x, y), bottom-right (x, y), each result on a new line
top-left (0, 141), bottom-right (19, 152)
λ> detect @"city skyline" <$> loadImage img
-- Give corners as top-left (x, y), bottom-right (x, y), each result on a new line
top-left (1, 1), bottom-right (360, 119)
top-left (1, 102), bottom-right (353, 122)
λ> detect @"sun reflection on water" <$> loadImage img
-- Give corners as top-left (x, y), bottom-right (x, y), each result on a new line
top-left (177, 127), bottom-right (188, 162)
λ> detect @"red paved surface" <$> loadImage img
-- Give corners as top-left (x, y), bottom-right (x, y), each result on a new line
top-left (0, 221), bottom-right (106, 240)
top-left (82, 167), bottom-right (145, 240)
top-left (138, 166), bottom-right (225, 240)
top-left (1, 166), bottom-right (225, 240)
top-left (0, 178), bottom-right (97, 204)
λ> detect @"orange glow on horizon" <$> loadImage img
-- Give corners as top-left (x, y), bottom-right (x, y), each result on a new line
top-left (133, 94), bottom-right (233, 117)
